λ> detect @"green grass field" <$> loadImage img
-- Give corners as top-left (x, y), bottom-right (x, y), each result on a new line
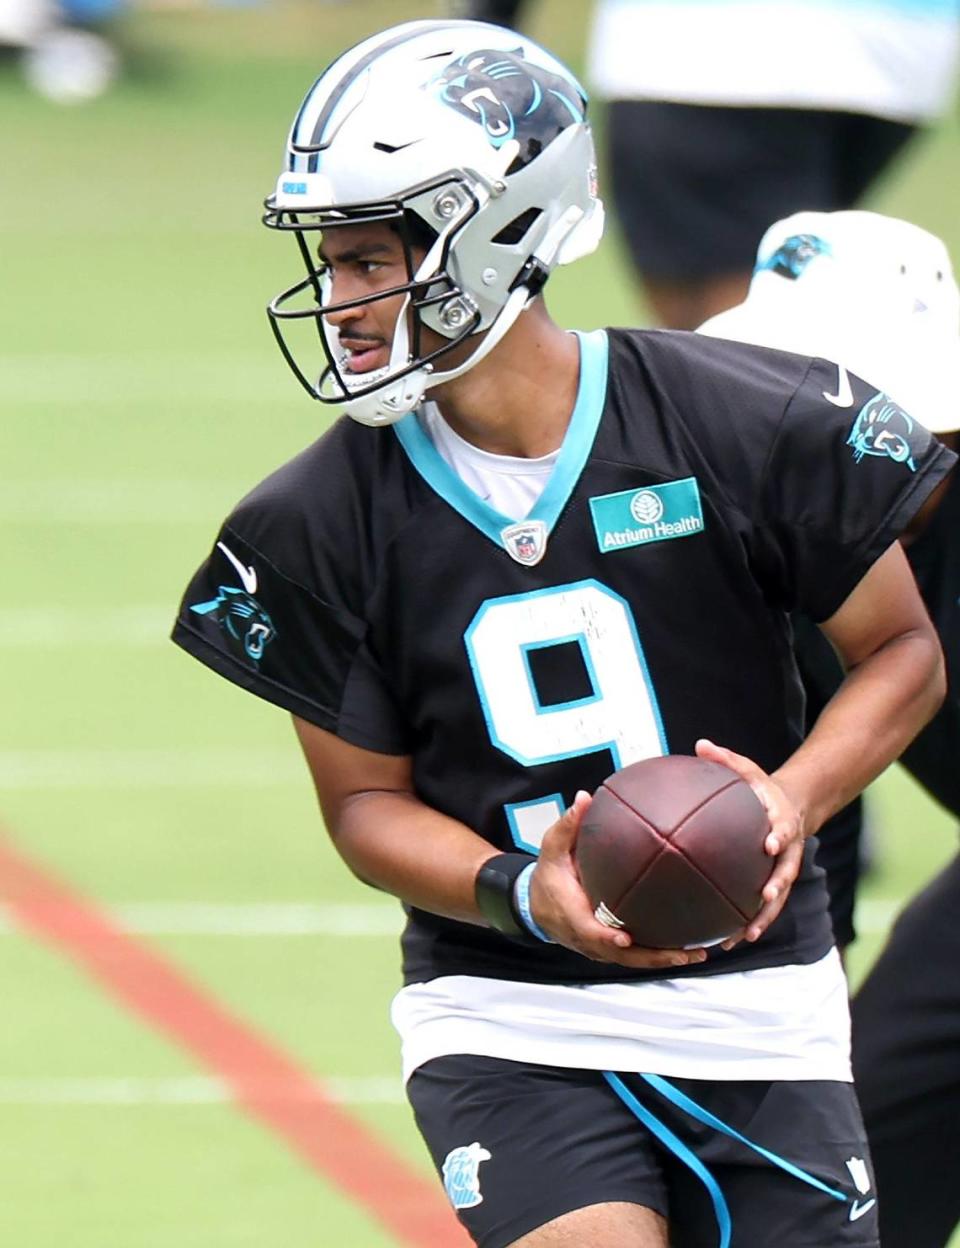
top-left (2, 1), bottom-right (959, 1243)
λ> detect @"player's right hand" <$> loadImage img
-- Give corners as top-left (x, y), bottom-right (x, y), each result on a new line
top-left (530, 791), bottom-right (708, 969)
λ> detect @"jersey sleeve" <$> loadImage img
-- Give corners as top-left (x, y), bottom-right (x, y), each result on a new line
top-left (170, 457), bottom-right (412, 756)
top-left (748, 357), bottom-right (956, 621)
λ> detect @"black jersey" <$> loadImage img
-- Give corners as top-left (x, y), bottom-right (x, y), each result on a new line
top-left (172, 327), bottom-right (953, 986)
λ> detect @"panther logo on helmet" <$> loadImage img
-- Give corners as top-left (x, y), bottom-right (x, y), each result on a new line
top-left (431, 47), bottom-right (584, 164)
top-left (759, 233), bottom-right (829, 281)
top-left (189, 587), bottom-right (277, 663)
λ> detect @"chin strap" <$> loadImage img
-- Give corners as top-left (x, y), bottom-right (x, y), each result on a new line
top-left (342, 280), bottom-right (532, 427)
top-left (342, 201), bottom-right (595, 428)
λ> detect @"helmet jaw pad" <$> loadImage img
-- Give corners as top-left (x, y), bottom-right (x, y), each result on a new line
top-left (264, 187), bottom-right (483, 422)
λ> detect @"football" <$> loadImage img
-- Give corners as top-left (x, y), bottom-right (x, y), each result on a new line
top-left (576, 755), bottom-right (773, 949)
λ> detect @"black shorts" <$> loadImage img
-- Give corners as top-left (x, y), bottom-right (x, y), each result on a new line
top-left (606, 101), bottom-right (917, 280)
top-left (408, 1054), bottom-right (879, 1248)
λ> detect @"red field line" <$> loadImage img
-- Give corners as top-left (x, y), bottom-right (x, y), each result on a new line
top-left (0, 834), bottom-right (469, 1248)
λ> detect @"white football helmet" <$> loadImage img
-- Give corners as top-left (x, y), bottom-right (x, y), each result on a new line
top-left (263, 19), bottom-right (604, 426)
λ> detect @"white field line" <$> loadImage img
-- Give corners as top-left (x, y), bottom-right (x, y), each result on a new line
top-left (0, 1075), bottom-right (406, 1106)
top-left (0, 480), bottom-right (232, 524)
top-left (0, 900), bottom-right (403, 937)
top-left (0, 747), bottom-right (307, 789)
top-left (0, 895), bottom-right (896, 937)
top-left (0, 607), bottom-right (171, 647)
top-left (0, 355), bottom-right (284, 406)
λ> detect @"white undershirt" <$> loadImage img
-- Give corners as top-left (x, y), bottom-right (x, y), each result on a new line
top-left (398, 409), bottom-right (850, 1085)
top-left (393, 953), bottom-right (851, 1084)
top-left (419, 402), bottom-right (557, 520)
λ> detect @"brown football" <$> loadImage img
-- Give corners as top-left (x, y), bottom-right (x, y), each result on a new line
top-left (576, 755), bottom-right (773, 949)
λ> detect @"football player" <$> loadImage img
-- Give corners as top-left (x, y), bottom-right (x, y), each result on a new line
top-left (702, 208), bottom-right (960, 1248)
top-left (173, 21), bottom-right (953, 1248)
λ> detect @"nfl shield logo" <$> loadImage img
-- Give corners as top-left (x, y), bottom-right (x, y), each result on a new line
top-left (501, 520), bottom-right (547, 566)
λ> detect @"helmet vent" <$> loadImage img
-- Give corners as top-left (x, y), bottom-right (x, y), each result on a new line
top-left (492, 208), bottom-right (542, 247)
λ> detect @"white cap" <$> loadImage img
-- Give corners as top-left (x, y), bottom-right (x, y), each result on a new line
top-left (698, 210), bottom-right (960, 433)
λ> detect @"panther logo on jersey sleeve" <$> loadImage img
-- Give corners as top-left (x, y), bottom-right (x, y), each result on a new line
top-left (846, 394), bottom-right (922, 471)
top-left (189, 587), bottom-right (276, 662)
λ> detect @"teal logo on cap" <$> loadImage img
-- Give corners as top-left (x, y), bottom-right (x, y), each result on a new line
top-left (589, 478), bottom-right (704, 553)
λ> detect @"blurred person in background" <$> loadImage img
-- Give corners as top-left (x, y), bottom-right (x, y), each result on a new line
top-left (699, 208), bottom-right (960, 1248)
top-left (0, 0), bottom-right (121, 102)
top-left (454, 0), bottom-right (960, 330)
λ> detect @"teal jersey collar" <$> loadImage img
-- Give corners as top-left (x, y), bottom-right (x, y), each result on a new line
top-left (393, 329), bottom-right (609, 548)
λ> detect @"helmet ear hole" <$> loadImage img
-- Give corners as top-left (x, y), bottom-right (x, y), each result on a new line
top-left (397, 212), bottom-right (439, 256)
top-left (492, 208), bottom-right (543, 247)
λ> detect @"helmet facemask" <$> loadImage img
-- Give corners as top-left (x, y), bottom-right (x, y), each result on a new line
top-left (264, 177), bottom-right (494, 426)
top-left (263, 20), bottom-right (605, 426)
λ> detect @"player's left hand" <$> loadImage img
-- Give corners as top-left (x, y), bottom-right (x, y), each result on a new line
top-left (532, 791), bottom-right (709, 969)
top-left (695, 738), bottom-right (806, 948)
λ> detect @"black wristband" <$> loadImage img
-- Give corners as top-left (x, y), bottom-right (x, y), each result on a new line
top-left (474, 852), bottom-right (538, 941)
